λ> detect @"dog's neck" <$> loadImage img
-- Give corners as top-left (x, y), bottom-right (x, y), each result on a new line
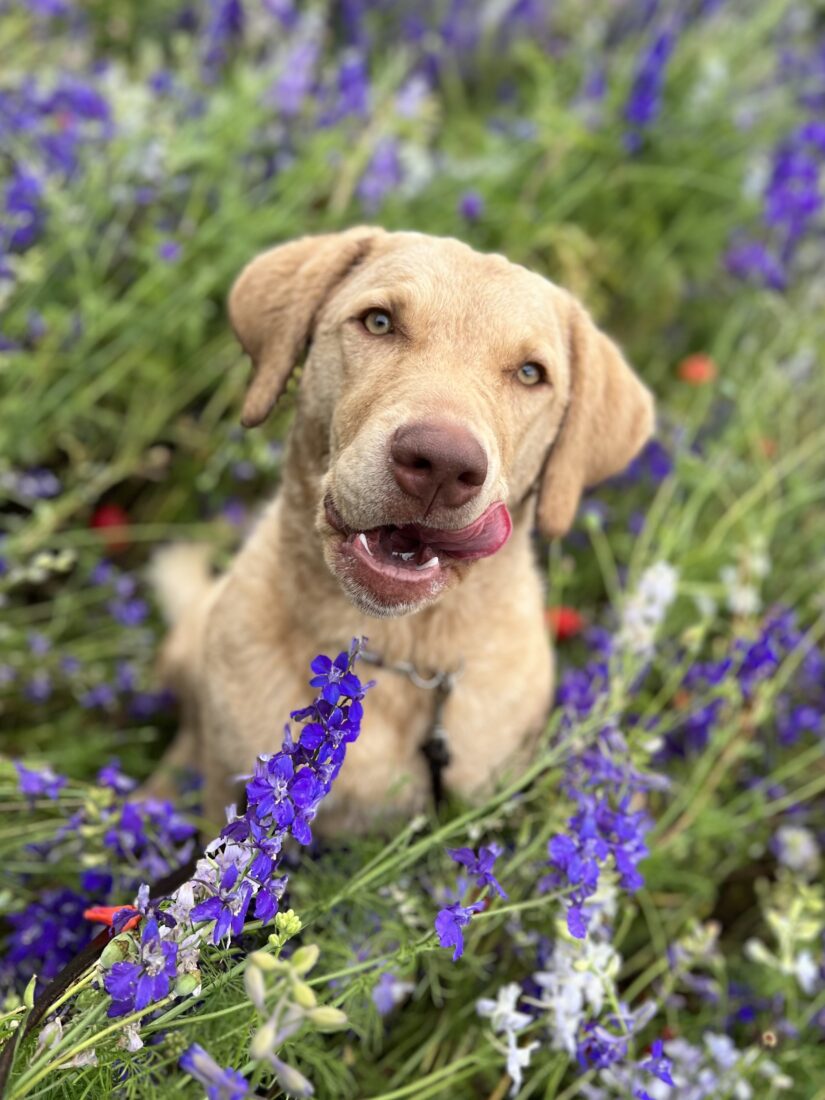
top-left (258, 417), bottom-right (542, 672)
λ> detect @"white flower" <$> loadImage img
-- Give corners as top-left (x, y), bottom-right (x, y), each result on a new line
top-left (166, 881), bottom-right (198, 925)
top-left (36, 1017), bottom-right (62, 1051)
top-left (775, 825), bottom-right (821, 878)
top-left (533, 933), bottom-right (620, 1054)
top-left (506, 1033), bottom-right (539, 1096)
top-left (476, 983), bottom-right (531, 1035)
top-left (720, 566), bottom-right (760, 616)
top-left (117, 1023), bottom-right (144, 1052)
top-left (794, 950), bottom-right (819, 995)
top-left (616, 562), bottom-right (679, 657)
top-left (64, 1049), bottom-right (99, 1068)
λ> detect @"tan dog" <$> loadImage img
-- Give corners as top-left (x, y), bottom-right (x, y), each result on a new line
top-left (153, 227), bottom-right (654, 832)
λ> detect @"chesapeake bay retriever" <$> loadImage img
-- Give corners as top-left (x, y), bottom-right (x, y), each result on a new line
top-left (152, 226), bottom-right (654, 832)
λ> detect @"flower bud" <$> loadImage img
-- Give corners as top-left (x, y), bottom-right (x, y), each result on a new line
top-left (37, 1018), bottom-right (63, 1050)
top-left (23, 975), bottom-right (37, 1011)
top-left (744, 938), bottom-right (775, 967)
top-left (274, 909), bottom-right (303, 939)
top-left (99, 936), bottom-right (133, 968)
top-left (250, 1019), bottom-right (278, 1061)
top-left (291, 979), bottom-right (317, 1009)
top-left (271, 1055), bottom-right (314, 1098)
top-left (175, 971), bottom-right (202, 998)
top-left (306, 1006), bottom-right (349, 1032)
top-left (249, 950), bottom-right (287, 973)
top-left (245, 964), bottom-right (266, 1012)
top-left (290, 944), bottom-right (319, 976)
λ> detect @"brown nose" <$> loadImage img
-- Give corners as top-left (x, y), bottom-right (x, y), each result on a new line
top-left (390, 421), bottom-right (488, 510)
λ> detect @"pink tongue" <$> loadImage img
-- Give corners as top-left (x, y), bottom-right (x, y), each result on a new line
top-left (403, 502), bottom-right (512, 561)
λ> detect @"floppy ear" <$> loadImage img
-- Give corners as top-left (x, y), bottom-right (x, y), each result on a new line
top-left (228, 226), bottom-right (384, 428)
top-left (536, 299), bottom-right (655, 538)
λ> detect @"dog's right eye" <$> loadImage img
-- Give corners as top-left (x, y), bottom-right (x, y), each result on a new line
top-left (362, 309), bottom-right (393, 336)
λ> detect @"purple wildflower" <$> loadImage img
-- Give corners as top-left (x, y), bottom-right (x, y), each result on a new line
top-left (434, 900), bottom-right (484, 962)
top-left (80, 682), bottom-right (117, 710)
top-left (270, 39), bottom-right (319, 117)
top-left (447, 844), bottom-right (507, 899)
top-left (2, 889), bottom-right (90, 989)
top-left (180, 1044), bottom-right (250, 1099)
top-left (544, 790), bottom-right (651, 939)
top-left (357, 137), bottom-right (402, 211)
top-left (4, 168), bottom-right (44, 251)
top-left (24, 672), bottom-right (53, 703)
top-left (190, 863), bottom-right (254, 945)
top-left (309, 650), bottom-right (364, 705)
top-left (246, 755), bottom-right (296, 827)
top-left (97, 759), bottom-right (137, 794)
top-left (15, 761), bottom-right (66, 801)
top-left (624, 27), bottom-right (676, 144)
top-left (107, 594), bottom-right (149, 627)
top-left (725, 238), bottom-right (787, 290)
top-left (458, 190), bottom-right (485, 221)
top-left (103, 916), bottom-right (178, 1017)
top-left (157, 239), bottom-right (182, 262)
top-left (640, 1038), bottom-right (675, 1085)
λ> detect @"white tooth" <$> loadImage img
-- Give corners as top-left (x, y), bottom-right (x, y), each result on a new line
top-left (399, 551), bottom-right (415, 561)
top-left (357, 533), bottom-right (373, 556)
top-left (417, 556), bottom-right (439, 570)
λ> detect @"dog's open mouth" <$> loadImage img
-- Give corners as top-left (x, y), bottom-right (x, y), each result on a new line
top-left (325, 496), bottom-right (512, 607)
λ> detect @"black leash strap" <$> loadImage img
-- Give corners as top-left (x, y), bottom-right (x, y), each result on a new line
top-left (419, 674), bottom-right (454, 810)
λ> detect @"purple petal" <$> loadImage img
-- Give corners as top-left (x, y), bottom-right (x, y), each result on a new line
top-left (567, 905), bottom-right (588, 939)
top-left (190, 897), bottom-right (223, 923)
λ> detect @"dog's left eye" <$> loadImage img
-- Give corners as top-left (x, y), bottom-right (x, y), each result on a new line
top-left (516, 363), bottom-right (544, 386)
top-left (362, 309), bottom-right (393, 336)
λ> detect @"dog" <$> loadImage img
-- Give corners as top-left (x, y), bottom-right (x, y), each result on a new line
top-left (151, 226), bottom-right (654, 832)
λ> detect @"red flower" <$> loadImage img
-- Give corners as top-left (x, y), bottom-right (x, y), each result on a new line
top-left (546, 606), bottom-right (585, 641)
top-left (89, 503), bottom-right (130, 552)
top-left (677, 354), bottom-right (717, 385)
top-left (83, 904), bottom-right (141, 932)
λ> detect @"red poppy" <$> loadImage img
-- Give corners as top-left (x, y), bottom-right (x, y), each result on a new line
top-left (89, 503), bottom-right (130, 552)
top-left (546, 606), bottom-right (585, 641)
top-left (83, 904), bottom-right (141, 932)
top-left (677, 354), bottom-right (717, 385)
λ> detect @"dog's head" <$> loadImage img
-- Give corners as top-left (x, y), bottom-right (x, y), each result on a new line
top-left (229, 227), bottom-right (654, 617)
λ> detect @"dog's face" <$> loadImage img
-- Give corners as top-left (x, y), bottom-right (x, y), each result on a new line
top-left (229, 228), bottom-right (654, 617)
